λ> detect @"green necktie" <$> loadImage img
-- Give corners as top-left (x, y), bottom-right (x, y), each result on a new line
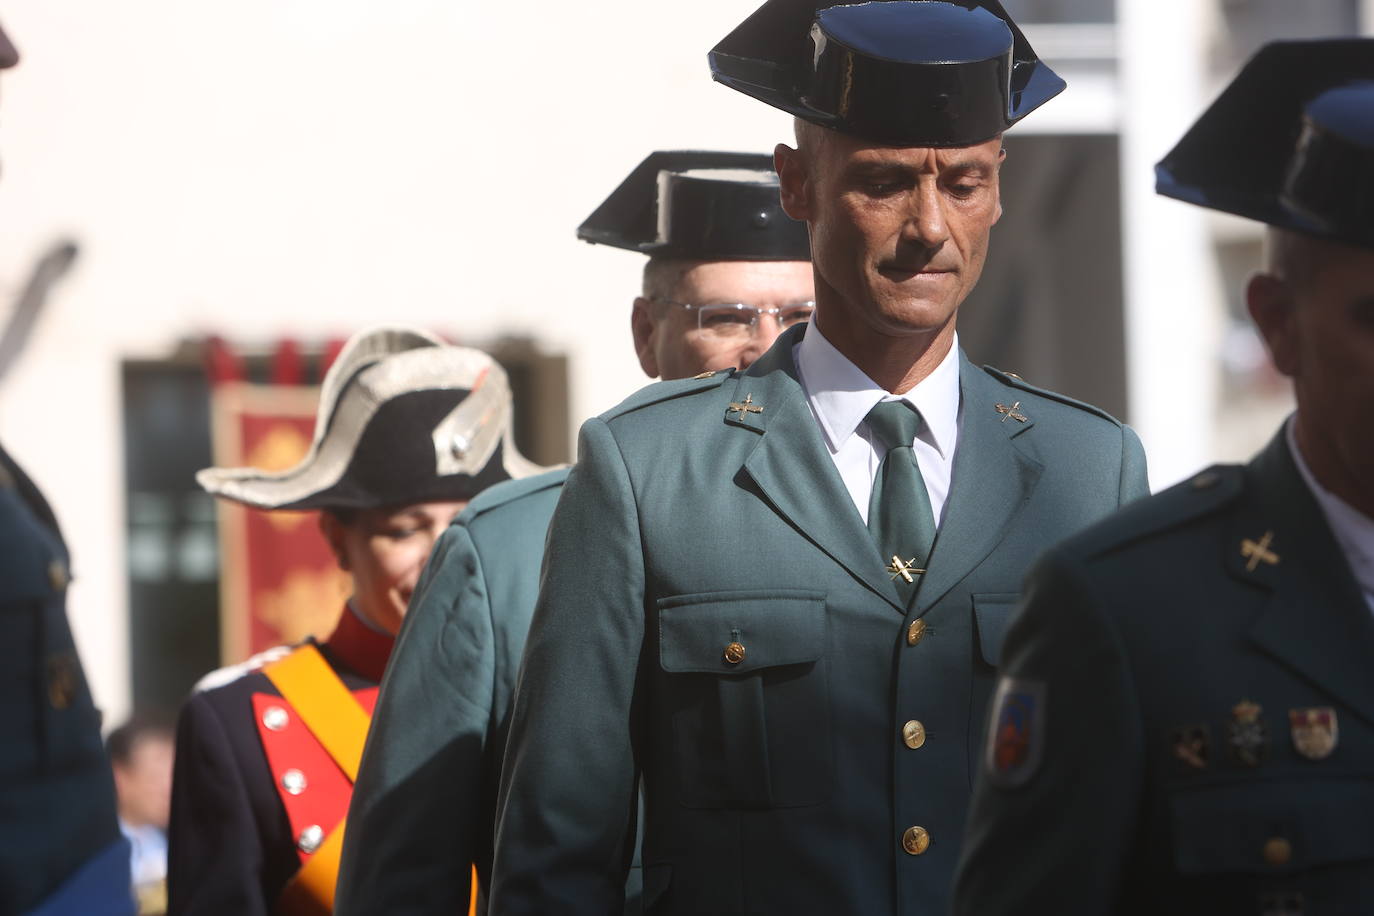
top-left (865, 400), bottom-right (937, 603)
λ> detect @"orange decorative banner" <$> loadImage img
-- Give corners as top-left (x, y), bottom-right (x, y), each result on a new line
top-left (209, 381), bottom-right (351, 664)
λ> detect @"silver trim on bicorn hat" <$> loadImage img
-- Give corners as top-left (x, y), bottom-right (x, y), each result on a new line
top-left (197, 326), bottom-right (544, 511)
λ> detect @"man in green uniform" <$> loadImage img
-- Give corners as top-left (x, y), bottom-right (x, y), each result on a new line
top-left (953, 39), bottom-right (1374, 916)
top-left (334, 151), bottom-right (814, 915)
top-left (490, 3), bottom-right (1148, 914)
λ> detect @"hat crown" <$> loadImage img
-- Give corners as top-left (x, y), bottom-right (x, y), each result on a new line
top-left (579, 150), bottom-right (810, 261)
top-left (1280, 81), bottom-right (1374, 246)
top-left (710, 0), bottom-right (1063, 147)
top-left (815, 2), bottom-right (1010, 64)
top-left (1155, 40), bottom-right (1374, 250)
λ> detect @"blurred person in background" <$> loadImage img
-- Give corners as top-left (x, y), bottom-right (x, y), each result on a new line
top-left (335, 151), bottom-right (813, 915)
top-left (166, 327), bottom-right (542, 916)
top-left (954, 39), bottom-right (1374, 916)
top-left (0, 19), bottom-right (135, 916)
top-left (107, 716), bottom-right (176, 915)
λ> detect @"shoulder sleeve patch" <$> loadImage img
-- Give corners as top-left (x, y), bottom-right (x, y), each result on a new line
top-left (980, 365), bottom-right (1122, 426)
top-left (985, 676), bottom-right (1047, 789)
top-left (601, 370), bottom-right (737, 419)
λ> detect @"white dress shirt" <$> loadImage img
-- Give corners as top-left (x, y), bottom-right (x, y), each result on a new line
top-left (1288, 419), bottom-right (1374, 615)
top-left (794, 324), bottom-right (962, 525)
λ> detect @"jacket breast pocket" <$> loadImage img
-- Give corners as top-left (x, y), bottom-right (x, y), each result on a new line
top-left (1171, 777), bottom-right (1374, 875)
top-left (657, 588), bottom-right (830, 809)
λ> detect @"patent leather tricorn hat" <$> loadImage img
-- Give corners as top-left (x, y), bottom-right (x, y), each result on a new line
top-left (709, 0), bottom-right (1065, 147)
top-left (197, 327), bottom-right (544, 511)
top-left (1156, 39), bottom-right (1374, 250)
top-left (578, 150), bottom-right (811, 261)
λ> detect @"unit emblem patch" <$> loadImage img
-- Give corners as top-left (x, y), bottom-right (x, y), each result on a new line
top-left (1227, 699), bottom-right (1269, 767)
top-left (985, 677), bottom-right (1046, 788)
top-left (1289, 707), bottom-right (1338, 761)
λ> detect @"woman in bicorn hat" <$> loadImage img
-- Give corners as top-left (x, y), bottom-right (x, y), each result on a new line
top-left (165, 326), bottom-right (541, 916)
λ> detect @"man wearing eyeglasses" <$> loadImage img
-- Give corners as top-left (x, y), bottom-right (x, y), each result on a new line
top-left (334, 151), bottom-right (812, 916)
top-left (491, 3), bottom-right (1148, 914)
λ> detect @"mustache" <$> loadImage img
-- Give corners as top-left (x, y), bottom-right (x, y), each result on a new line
top-left (878, 243), bottom-right (956, 274)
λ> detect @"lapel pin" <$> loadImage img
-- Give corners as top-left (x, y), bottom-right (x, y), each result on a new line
top-left (692, 370), bottom-right (717, 379)
top-left (727, 394), bottom-right (764, 422)
top-left (1226, 699), bottom-right (1270, 767)
top-left (1289, 707), bottom-right (1338, 761)
top-left (995, 402), bottom-right (1028, 423)
top-left (1240, 531), bottom-right (1280, 572)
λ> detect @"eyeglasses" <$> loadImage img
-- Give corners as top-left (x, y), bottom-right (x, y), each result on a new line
top-left (651, 298), bottom-right (816, 339)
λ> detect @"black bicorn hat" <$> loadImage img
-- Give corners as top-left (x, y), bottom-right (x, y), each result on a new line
top-left (577, 150), bottom-right (811, 261)
top-left (1156, 39), bottom-right (1374, 250)
top-left (197, 327), bottom-right (545, 511)
top-left (709, 0), bottom-right (1065, 147)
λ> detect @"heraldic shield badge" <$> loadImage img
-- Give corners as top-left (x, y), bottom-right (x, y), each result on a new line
top-left (1289, 707), bottom-right (1339, 760)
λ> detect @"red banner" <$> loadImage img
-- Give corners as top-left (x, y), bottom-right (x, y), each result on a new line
top-left (207, 341), bottom-right (350, 664)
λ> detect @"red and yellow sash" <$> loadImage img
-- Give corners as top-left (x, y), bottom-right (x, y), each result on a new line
top-left (261, 644), bottom-right (478, 915)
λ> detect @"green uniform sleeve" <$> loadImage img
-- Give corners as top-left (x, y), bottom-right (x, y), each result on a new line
top-left (491, 418), bottom-right (644, 914)
top-left (336, 522), bottom-right (495, 915)
top-left (952, 549), bottom-right (1144, 915)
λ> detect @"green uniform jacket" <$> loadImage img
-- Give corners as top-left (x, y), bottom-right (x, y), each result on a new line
top-left (953, 430), bottom-right (1374, 915)
top-left (335, 470), bottom-right (568, 915)
top-left (492, 324), bottom-right (1148, 915)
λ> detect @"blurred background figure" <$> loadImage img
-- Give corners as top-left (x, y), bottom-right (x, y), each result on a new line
top-left (0, 15), bottom-right (134, 916)
top-left (167, 327), bottom-right (541, 916)
top-left (107, 716), bottom-right (175, 915)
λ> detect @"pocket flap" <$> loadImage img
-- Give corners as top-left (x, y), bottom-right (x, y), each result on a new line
top-left (972, 593), bottom-right (1018, 666)
top-left (1171, 777), bottom-right (1374, 874)
top-left (658, 589), bottom-right (826, 674)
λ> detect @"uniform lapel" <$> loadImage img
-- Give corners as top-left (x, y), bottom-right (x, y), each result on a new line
top-left (1240, 432), bottom-right (1374, 728)
top-left (913, 355), bottom-right (1044, 614)
top-left (734, 328), bottom-right (904, 613)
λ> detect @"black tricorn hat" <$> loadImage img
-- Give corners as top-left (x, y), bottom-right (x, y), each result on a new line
top-left (578, 150), bottom-right (811, 261)
top-left (709, 0), bottom-right (1064, 147)
top-left (1157, 39), bottom-right (1374, 250)
top-left (197, 327), bottom-right (544, 511)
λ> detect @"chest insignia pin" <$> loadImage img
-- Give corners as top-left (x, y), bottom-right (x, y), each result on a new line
top-left (1170, 724), bottom-right (1210, 770)
top-left (1289, 707), bottom-right (1338, 761)
top-left (1226, 699), bottom-right (1270, 767)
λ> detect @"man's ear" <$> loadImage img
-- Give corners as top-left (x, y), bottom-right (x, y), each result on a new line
top-left (992, 147), bottom-right (1007, 225)
top-left (1246, 271), bottom-right (1299, 378)
top-left (630, 297), bottom-right (661, 379)
top-left (318, 512), bottom-right (350, 571)
top-left (775, 143), bottom-right (812, 222)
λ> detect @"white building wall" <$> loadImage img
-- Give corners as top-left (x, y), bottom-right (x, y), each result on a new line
top-left (1117, 0), bottom-right (1226, 489)
top-left (0, 0), bottom-right (796, 726)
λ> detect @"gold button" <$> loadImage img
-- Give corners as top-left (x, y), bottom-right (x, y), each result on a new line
top-left (902, 720), bottom-right (926, 749)
top-left (902, 826), bottom-right (930, 856)
top-left (1263, 837), bottom-right (1292, 867)
top-left (48, 560), bottom-right (69, 592)
top-left (723, 642), bottom-right (746, 665)
top-left (907, 619), bottom-right (927, 646)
